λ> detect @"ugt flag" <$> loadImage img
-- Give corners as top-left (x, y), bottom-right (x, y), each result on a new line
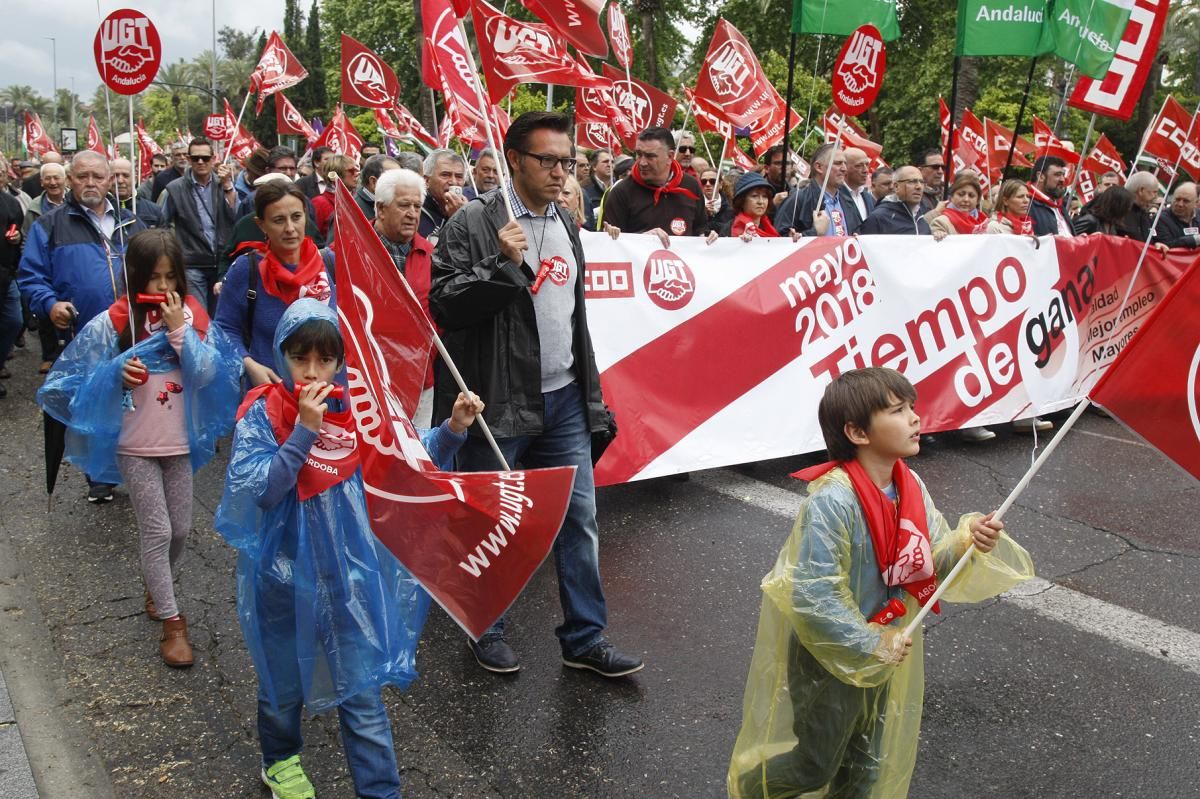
top-left (1090, 260), bottom-right (1200, 482)
top-left (1039, 0), bottom-right (1133, 78)
top-left (956, 0), bottom-right (1050, 56)
top-left (793, 0), bottom-right (900, 41)
top-left (330, 182), bottom-right (577, 639)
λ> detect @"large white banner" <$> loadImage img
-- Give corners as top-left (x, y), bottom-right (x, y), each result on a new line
top-left (580, 232), bottom-right (1194, 485)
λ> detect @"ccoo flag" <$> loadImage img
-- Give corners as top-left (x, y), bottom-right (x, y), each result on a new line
top-left (956, 0), bottom-right (1050, 56)
top-left (1039, 0), bottom-right (1133, 78)
top-left (793, 0), bottom-right (900, 41)
top-left (1089, 263), bottom-right (1200, 483)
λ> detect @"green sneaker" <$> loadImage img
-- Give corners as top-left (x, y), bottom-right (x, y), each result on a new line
top-left (261, 755), bottom-right (315, 799)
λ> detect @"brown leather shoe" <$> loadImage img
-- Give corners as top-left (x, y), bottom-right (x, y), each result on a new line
top-left (144, 591), bottom-right (159, 620)
top-left (160, 615), bottom-right (194, 667)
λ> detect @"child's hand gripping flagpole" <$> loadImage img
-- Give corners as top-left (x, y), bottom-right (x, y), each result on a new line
top-left (429, 330), bottom-right (511, 471)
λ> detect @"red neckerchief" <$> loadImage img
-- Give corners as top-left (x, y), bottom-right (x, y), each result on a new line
top-left (235, 238), bottom-right (330, 304)
top-left (941, 206), bottom-right (988, 234)
top-left (997, 211), bottom-right (1034, 235)
top-left (731, 212), bottom-right (779, 238)
top-left (630, 160), bottom-right (699, 205)
top-left (1025, 182), bottom-right (1061, 208)
top-left (236, 383), bottom-right (360, 501)
top-left (792, 459), bottom-right (940, 612)
top-left (108, 295), bottom-right (210, 341)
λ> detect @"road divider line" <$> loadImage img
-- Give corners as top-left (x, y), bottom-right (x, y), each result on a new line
top-left (694, 470), bottom-right (1200, 676)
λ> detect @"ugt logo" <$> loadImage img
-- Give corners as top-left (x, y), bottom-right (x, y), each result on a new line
top-left (838, 29), bottom-right (883, 95)
top-left (707, 40), bottom-right (753, 100)
top-left (643, 250), bottom-right (696, 311)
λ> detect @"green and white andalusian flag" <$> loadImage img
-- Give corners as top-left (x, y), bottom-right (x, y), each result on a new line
top-left (1040, 0), bottom-right (1134, 78)
top-left (956, 0), bottom-right (1052, 57)
top-left (792, 0), bottom-right (901, 42)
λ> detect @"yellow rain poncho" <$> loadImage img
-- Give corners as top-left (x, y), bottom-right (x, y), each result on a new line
top-left (727, 467), bottom-right (1034, 799)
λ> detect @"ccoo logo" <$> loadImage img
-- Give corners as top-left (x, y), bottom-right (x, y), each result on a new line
top-left (643, 250), bottom-right (696, 311)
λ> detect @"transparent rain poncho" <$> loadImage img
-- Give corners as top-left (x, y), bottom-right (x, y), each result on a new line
top-left (728, 467), bottom-right (1034, 799)
top-left (37, 303), bottom-right (242, 485)
top-left (213, 300), bottom-right (434, 714)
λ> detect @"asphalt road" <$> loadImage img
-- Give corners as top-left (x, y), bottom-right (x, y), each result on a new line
top-left (1, 345), bottom-right (1197, 799)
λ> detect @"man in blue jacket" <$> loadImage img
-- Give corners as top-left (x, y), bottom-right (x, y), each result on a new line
top-left (859, 166), bottom-right (934, 235)
top-left (17, 150), bottom-right (146, 502)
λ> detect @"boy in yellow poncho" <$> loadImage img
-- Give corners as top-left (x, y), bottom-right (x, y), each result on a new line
top-left (728, 367), bottom-right (1035, 799)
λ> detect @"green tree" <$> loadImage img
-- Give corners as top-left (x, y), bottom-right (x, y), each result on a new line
top-left (300, 0), bottom-right (328, 115)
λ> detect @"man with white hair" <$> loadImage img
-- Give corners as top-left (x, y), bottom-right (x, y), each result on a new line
top-left (1153, 181), bottom-right (1199, 249)
top-left (110, 158), bottom-right (164, 228)
top-left (673, 129), bottom-right (698, 175)
top-left (471, 148), bottom-right (502, 196)
top-left (1124, 170), bottom-right (1162, 242)
top-left (18, 150), bottom-right (146, 501)
top-left (419, 148), bottom-right (467, 242)
top-left (375, 168), bottom-right (437, 425)
top-left (22, 162), bottom-right (67, 236)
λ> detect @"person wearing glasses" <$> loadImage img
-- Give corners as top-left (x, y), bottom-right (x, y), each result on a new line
top-left (674, 130), bottom-right (698, 176)
top-left (160, 137), bottom-right (237, 314)
top-left (599, 126), bottom-right (715, 248)
top-left (430, 111), bottom-right (643, 679)
top-left (917, 149), bottom-right (947, 215)
top-left (700, 168), bottom-right (732, 234)
top-left (858, 165), bottom-right (935, 236)
top-left (776, 142), bottom-right (863, 239)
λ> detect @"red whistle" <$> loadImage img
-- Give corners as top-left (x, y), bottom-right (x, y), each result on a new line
top-left (530, 258), bottom-right (554, 294)
top-left (294, 384), bottom-right (344, 399)
top-left (869, 598), bottom-right (907, 626)
top-left (5, 224), bottom-right (16, 236)
top-left (136, 293), bottom-right (168, 305)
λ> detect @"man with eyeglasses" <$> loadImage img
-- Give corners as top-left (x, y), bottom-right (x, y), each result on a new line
top-left (581, 148), bottom-right (613, 231)
top-left (859, 165), bottom-right (934, 235)
top-left (1152, 181), bottom-right (1199, 249)
top-left (430, 111), bottom-right (643, 679)
top-left (674, 130), bottom-right (698, 176)
top-left (149, 142), bottom-right (190, 203)
top-left (776, 142), bottom-right (863, 238)
top-left (374, 167), bottom-right (439, 425)
top-left (160, 137), bottom-right (237, 314)
top-left (600, 127), bottom-right (714, 247)
top-left (419, 149), bottom-right (468, 243)
top-left (918, 149), bottom-right (946, 214)
top-left (18, 151), bottom-right (147, 501)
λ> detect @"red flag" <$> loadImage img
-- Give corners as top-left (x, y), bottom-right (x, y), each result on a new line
top-left (575, 61), bottom-right (638, 147)
top-left (822, 106), bottom-right (867, 138)
top-left (576, 116), bottom-right (621, 152)
top-left (86, 115), bottom-right (106, 155)
top-left (939, 96), bottom-right (951, 155)
top-left (521, 0), bottom-right (609, 57)
top-left (985, 118), bottom-right (1033, 180)
top-left (726, 140), bottom-right (758, 171)
top-left (221, 98), bottom-right (240, 143)
top-left (608, 3), bottom-right (633, 69)
top-left (748, 88), bottom-right (803, 155)
top-left (685, 87), bottom-right (734, 140)
top-left (276, 93), bottom-right (318, 142)
top-left (23, 112), bottom-right (55, 157)
top-left (1090, 263), bottom-right (1200, 482)
top-left (422, 0), bottom-right (484, 103)
top-left (250, 31), bottom-right (308, 114)
top-left (1032, 117), bottom-right (1081, 166)
top-left (823, 108), bottom-right (885, 167)
top-left (428, 47), bottom-right (501, 149)
top-left (1069, 0), bottom-right (1168, 122)
top-left (312, 106), bottom-right (362, 160)
top-left (135, 118), bottom-right (163, 180)
top-left (602, 63), bottom-right (677, 137)
top-left (340, 34), bottom-right (401, 110)
top-left (329, 180), bottom-right (578, 639)
top-left (1082, 133), bottom-right (1126, 177)
top-left (438, 115), bottom-right (453, 149)
top-left (694, 19), bottom-right (776, 128)
top-left (228, 124), bottom-right (260, 165)
top-left (957, 109), bottom-right (989, 170)
top-left (471, 0), bottom-right (605, 105)
top-left (1141, 97), bottom-right (1200, 180)
top-left (395, 103), bottom-right (438, 149)
top-left (375, 109), bottom-right (405, 140)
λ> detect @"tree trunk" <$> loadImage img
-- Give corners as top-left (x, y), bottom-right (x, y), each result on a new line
top-left (640, 10), bottom-right (658, 86)
top-left (955, 57), bottom-right (979, 120)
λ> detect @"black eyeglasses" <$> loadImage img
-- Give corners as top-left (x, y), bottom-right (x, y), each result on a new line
top-left (700, 178), bottom-right (717, 185)
top-left (676, 146), bottom-right (695, 154)
top-left (924, 163), bottom-right (946, 171)
top-left (189, 154), bottom-right (213, 163)
top-left (518, 150), bottom-right (575, 171)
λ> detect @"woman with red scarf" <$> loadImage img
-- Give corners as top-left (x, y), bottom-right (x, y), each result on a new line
top-left (214, 181), bottom-right (337, 388)
top-left (729, 172), bottom-right (781, 240)
top-left (987, 179), bottom-right (1037, 236)
top-left (930, 172), bottom-right (989, 237)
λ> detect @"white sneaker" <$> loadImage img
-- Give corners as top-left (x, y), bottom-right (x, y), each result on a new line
top-left (1013, 417), bottom-right (1053, 433)
top-left (961, 426), bottom-right (996, 443)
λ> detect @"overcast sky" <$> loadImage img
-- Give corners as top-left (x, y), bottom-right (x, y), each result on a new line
top-left (3, 0), bottom-right (286, 100)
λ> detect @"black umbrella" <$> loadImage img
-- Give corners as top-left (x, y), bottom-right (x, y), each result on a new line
top-left (43, 308), bottom-right (75, 511)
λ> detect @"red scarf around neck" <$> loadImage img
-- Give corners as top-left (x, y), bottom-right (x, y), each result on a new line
top-left (793, 459), bottom-right (940, 612)
top-left (236, 382), bottom-right (360, 501)
top-left (731, 212), bottom-right (779, 238)
top-left (1025, 182), bottom-right (1062, 209)
top-left (236, 238), bottom-right (330, 304)
top-left (996, 211), bottom-right (1034, 235)
top-left (941, 206), bottom-right (988, 234)
top-left (108, 294), bottom-right (210, 341)
top-left (630, 159), bottom-right (699, 205)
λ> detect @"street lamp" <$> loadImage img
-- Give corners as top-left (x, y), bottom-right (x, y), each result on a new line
top-left (43, 36), bottom-right (57, 129)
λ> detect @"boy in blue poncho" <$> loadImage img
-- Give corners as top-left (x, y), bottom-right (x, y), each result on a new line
top-left (214, 299), bottom-right (483, 799)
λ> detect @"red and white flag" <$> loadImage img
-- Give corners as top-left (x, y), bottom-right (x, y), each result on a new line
top-left (276, 93), bottom-right (318, 142)
top-left (220, 98), bottom-right (240, 143)
top-left (575, 61), bottom-right (637, 146)
top-left (23, 112), bottom-right (55, 157)
top-left (250, 31), bottom-right (308, 114)
top-left (395, 102), bottom-right (438, 149)
top-left (428, 47), bottom-right (508, 149)
top-left (576, 116), bottom-right (621, 152)
top-left (341, 34), bottom-right (401, 110)
top-left (330, 181), bottom-right (578, 639)
top-left (135, 118), bottom-right (163, 180)
top-left (694, 19), bottom-right (775, 128)
top-left (86, 114), bottom-right (106, 155)
top-left (602, 63), bottom-right (677, 141)
top-left (1032, 117), bottom-right (1081, 167)
top-left (1082, 133), bottom-right (1126, 177)
top-left (823, 107), bottom-right (886, 170)
top-left (1141, 96), bottom-right (1200, 180)
top-left (374, 108), bottom-right (405, 140)
top-left (685, 88), bottom-right (734, 141)
top-left (522, 0), bottom-right (609, 57)
top-left (312, 106), bottom-right (363, 161)
top-left (747, 86), bottom-right (802, 155)
top-left (1090, 259), bottom-right (1200, 482)
top-left (726, 140), bottom-right (758, 171)
top-left (608, 3), bottom-right (633, 68)
top-left (955, 109), bottom-right (990, 180)
top-left (472, 0), bottom-right (605, 105)
top-left (228, 124), bottom-right (260, 165)
top-left (985, 118), bottom-right (1033, 180)
top-left (1069, 0), bottom-right (1169, 122)
top-left (939, 96), bottom-right (952, 155)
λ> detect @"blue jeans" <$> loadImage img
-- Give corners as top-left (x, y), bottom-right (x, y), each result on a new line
top-left (0, 281), bottom-right (21, 364)
top-left (185, 267), bottom-right (217, 317)
top-left (258, 686), bottom-right (402, 799)
top-left (457, 382), bottom-right (608, 657)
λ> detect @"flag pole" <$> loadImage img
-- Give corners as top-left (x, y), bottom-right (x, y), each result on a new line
top-left (430, 330), bottom-right (510, 471)
top-left (222, 92), bottom-right (252, 166)
top-left (128, 98), bottom-right (138, 215)
top-left (711, 134), bottom-right (728, 203)
top-left (1064, 112), bottom-right (1097, 205)
top-left (456, 19), bottom-right (516, 222)
top-left (1127, 95), bottom-right (1169, 179)
top-left (673, 101), bottom-right (694, 161)
top-left (903, 105), bottom-right (1200, 639)
top-left (1002, 56), bottom-right (1040, 182)
top-left (782, 33), bottom-right (797, 194)
top-left (457, 142), bottom-right (479, 195)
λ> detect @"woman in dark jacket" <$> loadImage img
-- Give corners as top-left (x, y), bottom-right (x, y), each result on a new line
top-left (1073, 186), bottom-right (1136, 236)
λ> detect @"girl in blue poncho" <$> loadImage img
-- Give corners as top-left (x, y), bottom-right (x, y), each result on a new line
top-left (214, 299), bottom-right (482, 799)
top-left (38, 229), bottom-right (242, 667)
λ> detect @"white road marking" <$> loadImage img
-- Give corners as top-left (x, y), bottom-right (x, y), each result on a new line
top-left (695, 470), bottom-right (1200, 676)
top-left (1073, 428), bottom-right (1149, 448)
